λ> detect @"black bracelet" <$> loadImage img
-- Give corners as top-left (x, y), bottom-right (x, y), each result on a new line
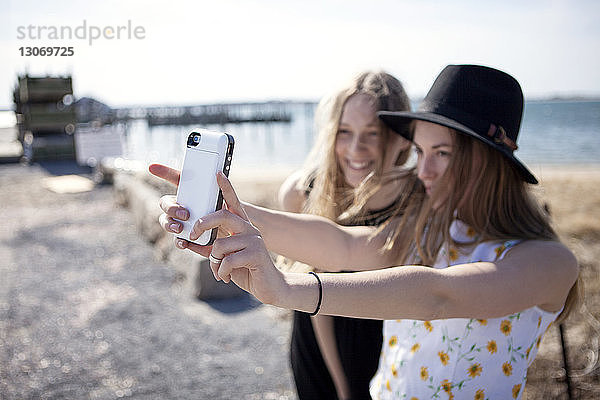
top-left (308, 271), bottom-right (322, 316)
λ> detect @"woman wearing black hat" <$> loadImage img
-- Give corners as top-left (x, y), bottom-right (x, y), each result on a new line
top-left (150, 65), bottom-right (580, 399)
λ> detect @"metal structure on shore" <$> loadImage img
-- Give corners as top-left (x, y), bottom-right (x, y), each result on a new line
top-left (13, 74), bottom-right (77, 161)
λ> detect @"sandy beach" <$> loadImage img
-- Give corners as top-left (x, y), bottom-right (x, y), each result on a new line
top-left (1, 161), bottom-right (599, 399)
top-left (517, 164), bottom-right (600, 399)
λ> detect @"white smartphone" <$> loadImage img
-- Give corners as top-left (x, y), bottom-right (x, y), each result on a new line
top-left (175, 129), bottom-right (234, 246)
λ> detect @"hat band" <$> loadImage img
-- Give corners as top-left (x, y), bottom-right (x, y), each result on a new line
top-left (487, 124), bottom-right (518, 152)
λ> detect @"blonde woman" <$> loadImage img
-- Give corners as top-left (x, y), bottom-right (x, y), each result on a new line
top-left (150, 65), bottom-right (580, 399)
top-left (278, 71), bottom-right (414, 399)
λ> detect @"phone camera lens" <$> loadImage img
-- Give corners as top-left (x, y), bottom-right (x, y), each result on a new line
top-left (194, 135), bottom-right (200, 143)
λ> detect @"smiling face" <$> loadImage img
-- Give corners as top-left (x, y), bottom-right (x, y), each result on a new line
top-left (335, 94), bottom-right (407, 188)
top-left (413, 120), bottom-right (454, 201)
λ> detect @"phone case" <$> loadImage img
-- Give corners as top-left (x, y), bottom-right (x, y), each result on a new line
top-left (175, 129), bottom-right (234, 246)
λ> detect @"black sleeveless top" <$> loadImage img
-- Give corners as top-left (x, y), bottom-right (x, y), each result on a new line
top-left (290, 182), bottom-right (401, 400)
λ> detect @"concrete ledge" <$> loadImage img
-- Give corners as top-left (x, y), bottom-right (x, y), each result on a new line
top-left (0, 140), bottom-right (23, 163)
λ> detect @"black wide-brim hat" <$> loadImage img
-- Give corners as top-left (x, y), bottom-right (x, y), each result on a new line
top-left (379, 64), bottom-right (538, 184)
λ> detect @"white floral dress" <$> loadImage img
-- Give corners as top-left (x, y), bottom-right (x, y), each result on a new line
top-left (370, 220), bottom-right (561, 400)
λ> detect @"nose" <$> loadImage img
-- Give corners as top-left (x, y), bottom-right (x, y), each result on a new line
top-left (418, 154), bottom-right (436, 182)
top-left (349, 135), bottom-right (367, 154)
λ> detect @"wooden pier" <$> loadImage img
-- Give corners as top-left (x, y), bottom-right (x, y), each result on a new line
top-left (113, 101), bottom-right (297, 126)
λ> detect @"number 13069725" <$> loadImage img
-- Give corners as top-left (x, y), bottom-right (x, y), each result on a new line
top-left (19, 46), bottom-right (74, 56)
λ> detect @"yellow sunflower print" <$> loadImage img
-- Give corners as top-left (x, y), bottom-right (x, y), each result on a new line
top-left (420, 366), bottom-right (428, 381)
top-left (389, 335), bottom-right (398, 347)
top-left (512, 384), bottom-right (522, 398)
top-left (487, 340), bottom-right (497, 354)
top-left (500, 319), bottom-right (512, 336)
top-left (477, 319), bottom-right (487, 325)
top-left (502, 361), bottom-right (513, 376)
top-left (467, 363), bottom-right (482, 378)
top-left (391, 363), bottom-right (398, 378)
top-left (448, 248), bottom-right (458, 261)
top-left (411, 343), bottom-right (421, 353)
top-left (474, 389), bottom-right (485, 400)
top-left (438, 351), bottom-right (450, 366)
top-left (423, 321), bottom-right (433, 332)
top-left (440, 379), bottom-right (453, 397)
top-left (494, 244), bottom-right (506, 257)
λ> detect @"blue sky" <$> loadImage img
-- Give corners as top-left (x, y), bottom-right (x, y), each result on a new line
top-left (2, 0), bottom-right (599, 108)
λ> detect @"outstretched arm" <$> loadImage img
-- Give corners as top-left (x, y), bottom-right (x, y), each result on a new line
top-left (202, 172), bottom-right (579, 320)
top-left (212, 235), bottom-right (577, 320)
top-left (149, 163), bottom-right (397, 271)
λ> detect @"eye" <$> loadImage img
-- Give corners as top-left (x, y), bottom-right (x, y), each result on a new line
top-left (337, 129), bottom-right (351, 136)
top-left (414, 146), bottom-right (423, 156)
top-left (437, 150), bottom-right (452, 158)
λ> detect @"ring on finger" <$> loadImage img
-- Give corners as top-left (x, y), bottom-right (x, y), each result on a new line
top-left (209, 253), bottom-right (223, 265)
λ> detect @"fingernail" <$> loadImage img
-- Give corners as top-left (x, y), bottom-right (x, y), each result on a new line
top-left (176, 209), bottom-right (188, 220)
top-left (176, 239), bottom-right (185, 249)
top-left (169, 223), bottom-right (180, 232)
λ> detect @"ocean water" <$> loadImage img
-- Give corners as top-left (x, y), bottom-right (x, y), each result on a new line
top-left (123, 100), bottom-right (600, 171)
top-left (124, 102), bottom-right (317, 171)
top-left (519, 101), bottom-right (600, 165)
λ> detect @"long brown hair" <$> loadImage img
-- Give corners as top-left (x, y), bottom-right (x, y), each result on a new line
top-left (413, 130), bottom-right (580, 321)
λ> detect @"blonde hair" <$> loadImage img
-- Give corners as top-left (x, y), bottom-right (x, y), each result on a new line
top-left (279, 71), bottom-right (421, 272)
top-left (412, 130), bottom-right (580, 322)
top-left (301, 70), bottom-right (412, 222)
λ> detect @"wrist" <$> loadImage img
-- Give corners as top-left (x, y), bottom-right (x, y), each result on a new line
top-left (277, 272), bottom-right (322, 314)
top-left (307, 271), bottom-right (322, 316)
top-left (241, 201), bottom-right (263, 230)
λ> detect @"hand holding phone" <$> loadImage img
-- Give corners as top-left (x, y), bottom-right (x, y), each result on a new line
top-left (175, 129), bottom-right (234, 245)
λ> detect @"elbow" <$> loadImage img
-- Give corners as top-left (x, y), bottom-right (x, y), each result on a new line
top-left (425, 276), bottom-right (455, 320)
top-left (426, 293), bottom-right (452, 321)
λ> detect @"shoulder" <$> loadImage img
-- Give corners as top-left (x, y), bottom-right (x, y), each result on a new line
top-left (278, 170), bottom-right (308, 212)
top-left (502, 240), bottom-right (579, 311)
top-left (506, 240), bottom-right (577, 274)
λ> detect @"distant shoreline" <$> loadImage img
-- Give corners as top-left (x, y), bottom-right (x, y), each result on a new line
top-left (525, 97), bottom-right (600, 103)
top-left (1, 97), bottom-right (600, 113)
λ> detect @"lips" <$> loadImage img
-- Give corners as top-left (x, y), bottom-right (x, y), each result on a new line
top-left (346, 159), bottom-right (373, 171)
